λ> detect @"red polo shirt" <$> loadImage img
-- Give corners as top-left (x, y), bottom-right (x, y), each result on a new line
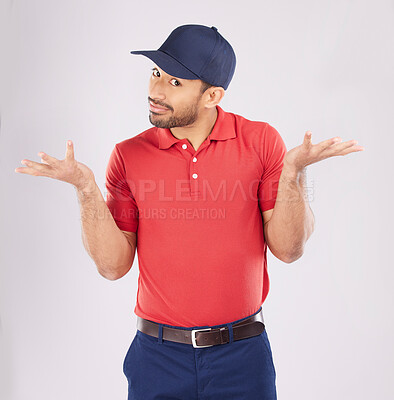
top-left (105, 105), bottom-right (287, 327)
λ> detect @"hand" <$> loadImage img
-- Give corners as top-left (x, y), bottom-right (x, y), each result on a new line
top-left (15, 140), bottom-right (96, 192)
top-left (284, 131), bottom-right (365, 172)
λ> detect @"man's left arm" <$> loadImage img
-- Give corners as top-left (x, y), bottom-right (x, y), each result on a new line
top-left (263, 163), bottom-right (314, 263)
top-left (264, 131), bottom-right (364, 263)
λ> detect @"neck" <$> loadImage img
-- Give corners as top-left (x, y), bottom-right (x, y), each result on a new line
top-left (169, 106), bottom-right (218, 151)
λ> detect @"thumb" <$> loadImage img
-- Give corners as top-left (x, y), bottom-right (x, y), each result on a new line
top-left (65, 140), bottom-right (75, 160)
top-left (303, 131), bottom-right (312, 147)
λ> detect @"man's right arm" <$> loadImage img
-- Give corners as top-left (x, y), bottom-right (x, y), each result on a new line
top-left (76, 179), bottom-right (137, 281)
top-left (15, 139), bottom-right (136, 280)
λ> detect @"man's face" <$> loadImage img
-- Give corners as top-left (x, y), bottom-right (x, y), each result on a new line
top-left (148, 64), bottom-right (206, 129)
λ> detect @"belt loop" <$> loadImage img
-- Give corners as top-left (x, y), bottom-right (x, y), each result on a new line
top-left (158, 323), bottom-right (163, 344)
top-left (226, 323), bottom-right (233, 344)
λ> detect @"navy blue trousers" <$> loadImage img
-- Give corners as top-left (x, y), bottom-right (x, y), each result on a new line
top-left (123, 307), bottom-right (277, 399)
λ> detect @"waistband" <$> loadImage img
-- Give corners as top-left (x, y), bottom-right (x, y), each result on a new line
top-left (136, 307), bottom-right (265, 348)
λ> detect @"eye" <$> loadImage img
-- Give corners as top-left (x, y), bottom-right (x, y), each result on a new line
top-left (170, 79), bottom-right (181, 87)
top-left (151, 68), bottom-right (181, 87)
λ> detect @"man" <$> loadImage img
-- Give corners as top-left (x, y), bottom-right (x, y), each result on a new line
top-left (15, 24), bottom-right (364, 400)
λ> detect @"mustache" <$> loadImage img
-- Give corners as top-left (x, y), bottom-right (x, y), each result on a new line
top-left (148, 97), bottom-right (172, 111)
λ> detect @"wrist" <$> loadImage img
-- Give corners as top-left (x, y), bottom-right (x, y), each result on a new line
top-left (76, 179), bottom-right (97, 195)
top-left (282, 161), bottom-right (305, 181)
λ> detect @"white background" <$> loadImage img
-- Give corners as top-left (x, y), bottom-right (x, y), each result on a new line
top-left (1, 0), bottom-right (393, 399)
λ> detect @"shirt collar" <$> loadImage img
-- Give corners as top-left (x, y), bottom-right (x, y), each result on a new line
top-left (157, 105), bottom-right (236, 150)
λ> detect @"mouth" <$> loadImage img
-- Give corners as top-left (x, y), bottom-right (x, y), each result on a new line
top-left (149, 101), bottom-right (169, 113)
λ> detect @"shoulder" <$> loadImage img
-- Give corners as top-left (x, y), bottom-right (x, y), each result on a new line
top-left (227, 109), bottom-right (280, 144)
top-left (114, 127), bottom-right (159, 158)
top-left (226, 109), bottom-right (287, 166)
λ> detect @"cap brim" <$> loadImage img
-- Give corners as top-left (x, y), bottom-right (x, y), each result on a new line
top-left (129, 50), bottom-right (200, 80)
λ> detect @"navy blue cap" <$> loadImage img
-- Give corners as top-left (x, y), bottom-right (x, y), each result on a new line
top-left (130, 24), bottom-right (236, 90)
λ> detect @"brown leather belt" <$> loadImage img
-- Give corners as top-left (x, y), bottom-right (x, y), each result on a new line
top-left (136, 309), bottom-right (265, 348)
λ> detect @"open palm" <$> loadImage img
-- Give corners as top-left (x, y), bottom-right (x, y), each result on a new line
top-left (15, 140), bottom-right (95, 191)
top-left (284, 131), bottom-right (365, 171)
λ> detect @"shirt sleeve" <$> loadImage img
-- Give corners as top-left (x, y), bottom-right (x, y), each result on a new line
top-left (105, 144), bottom-right (139, 233)
top-left (257, 123), bottom-right (288, 212)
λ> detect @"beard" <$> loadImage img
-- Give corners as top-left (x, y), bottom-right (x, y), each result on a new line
top-left (149, 98), bottom-right (201, 129)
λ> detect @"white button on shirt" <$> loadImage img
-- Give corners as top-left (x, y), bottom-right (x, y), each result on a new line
top-left (192, 173), bottom-right (198, 179)
top-left (182, 144), bottom-right (187, 149)
top-left (192, 157), bottom-right (197, 162)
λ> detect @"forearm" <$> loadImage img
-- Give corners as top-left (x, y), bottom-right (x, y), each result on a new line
top-left (265, 163), bottom-right (315, 262)
top-left (76, 181), bottom-right (135, 280)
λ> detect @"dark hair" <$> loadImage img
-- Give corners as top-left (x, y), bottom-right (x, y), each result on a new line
top-left (200, 79), bottom-right (215, 94)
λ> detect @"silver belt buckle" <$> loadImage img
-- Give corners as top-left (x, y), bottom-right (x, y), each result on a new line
top-left (191, 328), bottom-right (213, 348)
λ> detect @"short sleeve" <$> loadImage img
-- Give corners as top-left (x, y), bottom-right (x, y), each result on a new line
top-left (257, 123), bottom-right (287, 212)
top-left (105, 144), bottom-right (139, 233)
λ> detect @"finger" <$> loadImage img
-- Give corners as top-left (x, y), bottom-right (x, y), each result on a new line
top-left (38, 151), bottom-right (59, 165)
top-left (335, 143), bottom-right (365, 156)
top-left (332, 139), bottom-right (359, 150)
top-left (323, 140), bottom-right (364, 156)
top-left (303, 131), bottom-right (312, 147)
top-left (14, 164), bottom-right (49, 176)
top-left (65, 140), bottom-right (74, 161)
top-left (16, 159), bottom-right (52, 175)
top-left (317, 136), bottom-right (342, 150)
top-left (15, 165), bottom-right (40, 175)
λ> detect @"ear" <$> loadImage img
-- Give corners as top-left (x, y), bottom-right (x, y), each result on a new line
top-left (204, 87), bottom-right (225, 109)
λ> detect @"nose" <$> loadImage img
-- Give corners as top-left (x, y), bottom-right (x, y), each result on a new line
top-left (149, 77), bottom-right (166, 102)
